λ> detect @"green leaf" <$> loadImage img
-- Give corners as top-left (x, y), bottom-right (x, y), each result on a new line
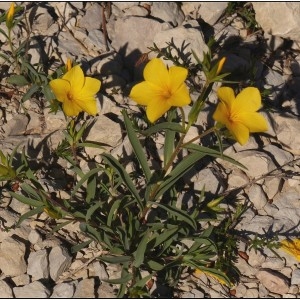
top-left (164, 110), bottom-right (177, 167)
top-left (71, 239), bottom-right (92, 253)
top-left (6, 75), bottom-right (29, 86)
top-left (71, 167), bottom-right (102, 197)
top-left (152, 225), bottom-right (178, 248)
top-left (16, 206), bottom-right (44, 227)
top-left (107, 199), bottom-right (122, 227)
top-left (153, 151), bottom-right (205, 200)
top-left (51, 220), bottom-right (74, 233)
top-left (99, 255), bottom-right (132, 264)
top-left (133, 230), bottom-right (150, 267)
top-left (85, 201), bottom-right (102, 222)
top-left (22, 84), bottom-right (41, 102)
top-left (149, 202), bottom-right (197, 229)
top-left (183, 144), bottom-right (246, 169)
top-left (101, 153), bottom-right (144, 210)
top-left (86, 175), bottom-right (97, 204)
top-left (145, 260), bottom-right (165, 271)
top-left (9, 191), bottom-right (44, 207)
top-left (140, 122), bottom-right (185, 137)
top-left (122, 110), bottom-right (151, 183)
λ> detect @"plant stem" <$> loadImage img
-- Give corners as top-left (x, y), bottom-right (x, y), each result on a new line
top-left (7, 28), bottom-right (20, 74)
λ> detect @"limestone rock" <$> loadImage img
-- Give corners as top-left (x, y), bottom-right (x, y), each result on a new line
top-left (151, 2), bottom-right (185, 27)
top-left (182, 2), bottom-right (228, 25)
top-left (77, 2), bottom-right (103, 31)
top-left (252, 3), bottom-right (300, 42)
top-left (248, 184), bottom-right (268, 210)
top-left (49, 246), bottom-right (72, 281)
top-left (0, 280), bottom-right (13, 298)
top-left (73, 278), bottom-right (96, 298)
top-left (13, 281), bottom-right (50, 298)
top-left (50, 282), bottom-right (75, 298)
top-left (153, 25), bottom-right (208, 65)
top-left (0, 237), bottom-right (27, 277)
top-left (27, 249), bottom-right (49, 281)
top-left (256, 269), bottom-right (290, 295)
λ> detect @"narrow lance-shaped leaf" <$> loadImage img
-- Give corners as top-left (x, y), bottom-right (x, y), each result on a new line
top-left (122, 110), bottom-right (151, 183)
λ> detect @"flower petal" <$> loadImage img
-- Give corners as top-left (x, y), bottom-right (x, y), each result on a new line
top-left (49, 79), bottom-right (71, 103)
top-left (130, 81), bottom-right (162, 105)
top-left (169, 66), bottom-right (188, 92)
top-left (213, 102), bottom-right (229, 125)
top-left (63, 65), bottom-right (85, 95)
top-left (62, 99), bottom-right (83, 117)
top-left (217, 87), bottom-right (235, 107)
top-left (80, 77), bottom-right (101, 97)
top-left (146, 98), bottom-right (171, 123)
top-left (168, 84), bottom-right (191, 107)
top-left (143, 58), bottom-right (169, 88)
top-left (237, 112), bottom-right (268, 132)
top-left (227, 121), bottom-right (250, 145)
top-left (234, 87), bottom-right (262, 112)
top-left (74, 97), bottom-right (98, 115)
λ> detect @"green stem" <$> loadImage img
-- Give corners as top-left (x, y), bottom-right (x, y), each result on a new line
top-left (181, 126), bottom-right (217, 148)
top-left (7, 28), bottom-right (20, 74)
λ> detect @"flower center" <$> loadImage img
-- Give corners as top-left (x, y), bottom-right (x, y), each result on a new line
top-left (162, 88), bottom-right (172, 100)
top-left (67, 91), bottom-right (74, 102)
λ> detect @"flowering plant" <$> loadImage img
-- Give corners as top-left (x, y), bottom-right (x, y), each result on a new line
top-left (0, 5), bottom-right (272, 297)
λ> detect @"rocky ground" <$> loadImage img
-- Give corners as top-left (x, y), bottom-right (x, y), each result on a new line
top-left (0, 1), bottom-right (300, 298)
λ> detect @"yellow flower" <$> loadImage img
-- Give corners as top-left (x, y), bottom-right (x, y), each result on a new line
top-left (213, 87), bottom-right (268, 145)
top-left (6, 2), bottom-right (15, 29)
top-left (216, 57), bottom-right (226, 75)
top-left (65, 58), bottom-right (72, 72)
top-left (129, 58), bottom-right (191, 123)
top-left (280, 239), bottom-right (300, 261)
top-left (49, 65), bottom-right (101, 117)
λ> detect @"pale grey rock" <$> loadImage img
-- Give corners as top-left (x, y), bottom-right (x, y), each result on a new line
top-left (291, 269), bottom-right (300, 285)
top-left (237, 215), bottom-right (273, 235)
top-left (90, 261), bottom-right (109, 280)
top-left (258, 283), bottom-right (269, 298)
top-left (153, 26), bottom-right (208, 65)
top-left (0, 2), bottom-right (11, 9)
top-left (282, 294), bottom-right (297, 298)
top-left (235, 283), bottom-right (247, 298)
top-left (0, 237), bottom-right (27, 276)
top-left (263, 69), bottom-right (287, 103)
top-left (11, 274), bottom-right (30, 286)
top-left (9, 198), bottom-right (31, 215)
top-left (248, 184), bottom-right (268, 210)
top-left (228, 169), bottom-right (249, 188)
top-left (49, 246), bottom-right (72, 281)
top-left (2, 114), bottom-right (29, 137)
top-left (274, 113), bottom-right (300, 153)
top-left (31, 6), bottom-right (55, 33)
top-left (262, 257), bottom-right (286, 270)
top-left (0, 209), bottom-right (18, 242)
top-left (244, 288), bottom-right (259, 298)
top-left (263, 177), bottom-right (282, 200)
top-left (13, 281), bottom-right (50, 298)
top-left (97, 281), bottom-right (116, 298)
top-left (288, 285), bottom-right (299, 294)
top-left (183, 2), bottom-right (228, 25)
top-left (252, 3), bottom-right (300, 42)
top-left (151, 2), bottom-right (184, 27)
top-left (86, 29), bottom-right (112, 53)
top-left (263, 144), bottom-right (293, 166)
top-left (73, 278), bottom-right (95, 298)
top-left (234, 256), bottom-right (258, 278)
top-left (248, 248), bottom-right (266, 268)
top-left (123, 5), bottom-right (149, 17)
top-left (57, 31), bottom-right (89, 57)
top-left (0, 280), bottom-right (13, 298)
top-left (50, 282), bottom-right (75, 298)
top-left (84, 115), bottom-right (122, 159)
top-left (190, 167), bottom-right (225, 194)
top-left (190, 289), bottom-right (205, 298)
top-left (256, 269), bottom-right (290, 295)
top-left (108, 16), bottom-right (171, 67)
top-left (28, 229), bottom-right (43, 245)
top-left (77, 2), bottom-right (102, 31)
top-left (113, 2), bottom-right (139, 11)
top-left (51, 2), bottom-right (79, 19)
top-left (27, 249), bottom-right (49, 280)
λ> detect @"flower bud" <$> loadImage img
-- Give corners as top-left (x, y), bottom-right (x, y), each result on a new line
top-left (6, 3), bottom-right (15, 30)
